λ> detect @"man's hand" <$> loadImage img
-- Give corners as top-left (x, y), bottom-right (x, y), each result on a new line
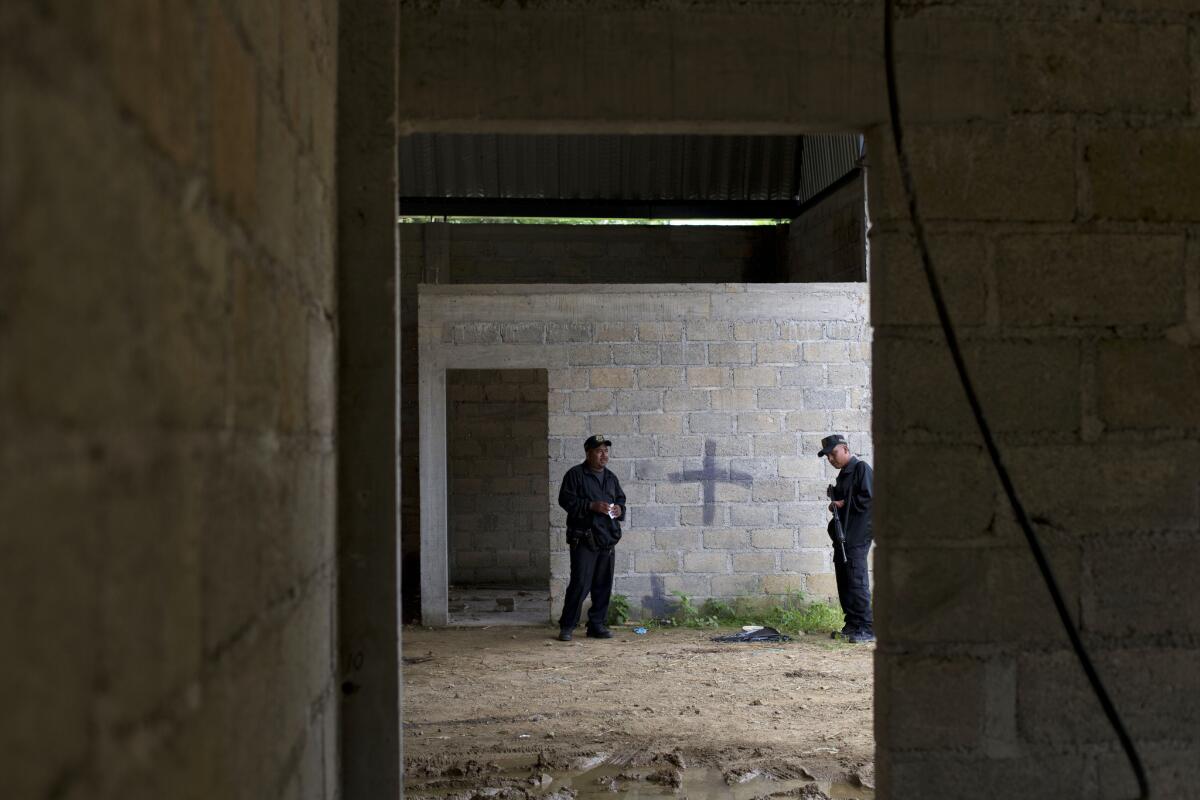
top-left (589, 500), bottom-right (612, 515)
top-left (831, 499), bottom-right (845, 509)
top-left (609, 504), bottom-right (622, 518)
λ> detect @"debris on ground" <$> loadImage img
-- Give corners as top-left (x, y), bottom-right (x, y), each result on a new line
top-left (403, 653), bottom-right (435, 665)
top-left (794, 785), bottom-right (832, 800)
top-left (645, 768), bottom-right (683, 788)
top-left (724, 767), bottom-right (765, 784)
top-left (849, 765), bottom-right (875, 789)
top-left (403, 627), bottom-right (873, 797)
top-left (712, 626), bottom-right (792, 643)
top-left (570, 754), bottom-right (608, 772)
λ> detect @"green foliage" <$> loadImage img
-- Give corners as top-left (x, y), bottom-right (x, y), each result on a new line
top-left (669, 591), bottom-right (697, 624)
top-left (607, 593), bottom-right (631, 626)
top-left (668, 592), bottom-right (721, 627)
top-left (667, 592), bottom-right (843, 636)
top-left (700, 598), bottom-right (734, 619)
top-left (770, 597), bottom-right (844, 634)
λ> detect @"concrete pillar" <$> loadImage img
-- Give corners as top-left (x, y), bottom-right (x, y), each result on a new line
top-left (336, 1), bottom-right (401, 796)
top-left (418, 347), bottom-right (449, 625)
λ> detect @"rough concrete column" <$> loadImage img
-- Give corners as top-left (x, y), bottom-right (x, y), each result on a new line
top-left (418, 344), bottom-right (449, 626)
top-left (336, 1), bottom-right (401, 796)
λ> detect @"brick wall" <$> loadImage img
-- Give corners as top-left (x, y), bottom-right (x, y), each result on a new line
top-left (2, 2), bottom-right (339, 797)
top-left (447, 369), bottom-right (550, 586)
top-left (419, 285), bottom-right (872, 621)
top-left (788, 176), bottom-right (867, 282)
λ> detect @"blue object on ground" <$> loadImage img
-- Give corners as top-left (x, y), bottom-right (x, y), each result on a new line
top-left (633, 627), bottom-right (648, 635)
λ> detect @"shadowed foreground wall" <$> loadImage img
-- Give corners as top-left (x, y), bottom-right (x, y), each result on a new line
top-left (2, 2), bottom-right (340, 797)
top-left (5, 1), bottom-right (1199, 798)
top-left (401, 1), bottom-right (1200, 796)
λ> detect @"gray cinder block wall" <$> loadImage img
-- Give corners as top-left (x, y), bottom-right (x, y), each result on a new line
top-left (788, 176), bottom-right (868, 282)
top-left (418, 284), bottom-right (872, 624)
top-left (402, 1), bottom-right (1200, 796)
top-left (3, 1), bottom-right (343, 798)
top-left (447, 369), bottom-right (551, 586)
top-left (399, 221), bottom-right (790, 600)
top-left (11, 1), bottom-right (1200, 798)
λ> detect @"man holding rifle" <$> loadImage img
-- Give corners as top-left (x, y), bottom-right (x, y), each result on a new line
top-left (818, 434), bottom-right (874, 644)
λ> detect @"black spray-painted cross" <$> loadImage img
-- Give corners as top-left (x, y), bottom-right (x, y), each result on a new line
top-left (668, 440), bottom-right (754, 524)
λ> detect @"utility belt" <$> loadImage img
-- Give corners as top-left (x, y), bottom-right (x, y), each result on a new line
top-left (567, 528), bottom-right (611, 551)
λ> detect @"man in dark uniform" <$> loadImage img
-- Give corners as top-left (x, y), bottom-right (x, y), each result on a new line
top-left (556, 435), bottom-right (626, 642)
top-left (818, 434), bottom-right (874, 644)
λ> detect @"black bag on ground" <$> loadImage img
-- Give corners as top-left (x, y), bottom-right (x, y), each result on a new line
top-left (711, 626), bottom-right (792, 643)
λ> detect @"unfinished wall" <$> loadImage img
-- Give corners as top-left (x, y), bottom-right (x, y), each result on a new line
top-left (419, 284), bottom-right (872, 624)
top-left (447, 369), bottom-right (550, 587)
top-left (2, 2), bottom-right (340, 798)
top-left (788, 176), bottom-right (867, 282)
top-left (399, 221), bottom-right (788, 611)
top-left (8, 0), bottom-right (1197, 797)
top-left (401, 1), bottom-right (1200, 796)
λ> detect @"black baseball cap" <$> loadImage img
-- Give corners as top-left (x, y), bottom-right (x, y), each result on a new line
top-left (817, 434), bottom-right (847, 457)
top-left (584, 434), bottom-right (613, 450)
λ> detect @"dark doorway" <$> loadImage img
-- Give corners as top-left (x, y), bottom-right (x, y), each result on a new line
top-left (446, 369), bottom-right (551, 624)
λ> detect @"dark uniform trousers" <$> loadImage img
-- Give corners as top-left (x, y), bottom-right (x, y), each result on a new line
top-left (834, 543), bottom-right (873, 634)
top-left (558, 542), bottom-right (615, 632)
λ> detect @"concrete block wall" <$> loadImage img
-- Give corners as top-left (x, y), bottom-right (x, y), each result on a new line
top-left (399, 221), bottom-right (789, 605)
top-left (788, 176), bottom-right (867, 282)
top-left (3, 2), bottom-right (339, 798)
top-left (403, 2), bottom-right (1200, 794)
top-left (13, 0), bottom-right (1199, 796)
top-left (418, 284), bottom-right (872, 623)
top-left (447, 369), bottom-right (550, 586)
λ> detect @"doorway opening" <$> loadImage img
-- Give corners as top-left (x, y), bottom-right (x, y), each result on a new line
top-left (446, 368), bottom-right (551, 625)
top-left (403, 131), bottom-right (876, 795)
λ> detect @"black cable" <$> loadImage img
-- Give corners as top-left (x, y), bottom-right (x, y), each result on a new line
top-left (881, 3), bottom-right (1149, 797)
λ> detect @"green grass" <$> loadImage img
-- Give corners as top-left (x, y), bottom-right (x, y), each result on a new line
top-left (651, 591), bottom-right (844, 636)
top-left (607, 593), bottom-right (631, 626)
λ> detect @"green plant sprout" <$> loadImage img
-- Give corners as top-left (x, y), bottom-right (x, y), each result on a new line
top-left (659, 591), bottom-right (842, 635)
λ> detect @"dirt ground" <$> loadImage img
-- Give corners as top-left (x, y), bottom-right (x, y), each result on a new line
top-left (403, 625), bottom-right (875, 800)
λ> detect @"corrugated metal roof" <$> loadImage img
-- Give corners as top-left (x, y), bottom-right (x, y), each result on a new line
top-left (399, 134), bottom-right (861, 209)
top-left (799, 134), bottom-right (865, 203)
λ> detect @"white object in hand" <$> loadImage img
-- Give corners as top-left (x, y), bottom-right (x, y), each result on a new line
top-left (607, 504), bottom-right (619, 519)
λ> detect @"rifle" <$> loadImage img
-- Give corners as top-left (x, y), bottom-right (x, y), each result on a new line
top-left (826, 484), bottom-right (849, 565)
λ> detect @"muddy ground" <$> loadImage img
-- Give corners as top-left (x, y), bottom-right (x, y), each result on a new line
top-left (403, 625), bottom-right (874, 800)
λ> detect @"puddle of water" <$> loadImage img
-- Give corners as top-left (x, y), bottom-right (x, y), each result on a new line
top-left (554, 764), bottom-right (873, 800)
top-left (406, 758), bottom-right (873, 800)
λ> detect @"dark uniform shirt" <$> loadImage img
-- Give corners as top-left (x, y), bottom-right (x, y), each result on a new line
top-left (558, 463), bottom-right (627, 548)
top-left (828, 456), bottom-right (873, 548)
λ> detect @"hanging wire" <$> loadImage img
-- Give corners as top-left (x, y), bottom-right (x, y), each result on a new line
top-left (881, 2), bottom-right (1149, 797)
